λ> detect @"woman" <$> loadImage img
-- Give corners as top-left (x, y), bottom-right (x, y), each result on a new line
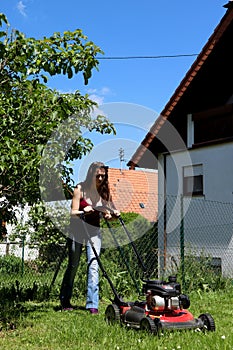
top-left (60, 161), bottom-right (119, 313)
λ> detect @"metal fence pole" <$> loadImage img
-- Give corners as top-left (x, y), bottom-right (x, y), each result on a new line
top-left (163, 195), bottom-right (167, 274)
top-left (21, 237), bottom-right (25, 275)
top-left (180, 195), bottom-right (185, 287)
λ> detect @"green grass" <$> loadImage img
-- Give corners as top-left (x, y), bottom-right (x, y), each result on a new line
top-left (0, 288), bottom-right (233, 350)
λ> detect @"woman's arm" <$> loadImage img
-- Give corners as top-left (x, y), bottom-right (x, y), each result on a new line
top-left (70, 184), bottom-right (94, 216)
top-left (70, 185), bottom-right (82, 216)
top-left (109, 195), bottom-right (120, 217)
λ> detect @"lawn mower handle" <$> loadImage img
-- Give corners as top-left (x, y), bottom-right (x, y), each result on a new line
top-left (117, 216), bottom-right (148, 275)
top-left (79, 211), bottom-right (127, 307)
top-left (93, 206), bottom-right (148, 275)
top-left (72, 207), bottom-right (148, 274)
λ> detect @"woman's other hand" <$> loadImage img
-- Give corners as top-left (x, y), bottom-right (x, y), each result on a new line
top-left (103, 210), bottom-right (112, 220)
top-left (84, 205), bottom-right (94, 213)
top-left (103, 209), bottom-right (120, 220)
top-left (112, 209), bottom-right (120, 217)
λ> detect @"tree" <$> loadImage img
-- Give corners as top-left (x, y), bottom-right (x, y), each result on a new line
top-left (0, 13), bottom-right (115, 225)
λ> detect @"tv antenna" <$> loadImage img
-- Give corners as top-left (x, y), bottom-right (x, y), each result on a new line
top-left (119, 148), bottom-right (126, 172)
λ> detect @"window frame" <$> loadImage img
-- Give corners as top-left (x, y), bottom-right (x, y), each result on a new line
top-left (183, 164), bottom-right (204, 197)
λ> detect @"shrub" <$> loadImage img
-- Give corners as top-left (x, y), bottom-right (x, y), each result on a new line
top-left (0, 255), bottom-right (23, 274)
top-left (176, 252), bottom-right (231, 293)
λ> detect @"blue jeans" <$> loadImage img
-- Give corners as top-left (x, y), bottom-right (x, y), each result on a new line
top-left (60, 229), bottom-right (101, 309)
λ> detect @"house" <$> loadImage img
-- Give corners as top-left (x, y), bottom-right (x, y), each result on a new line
top-left (128, 2), bottom-right (233, 276)
top-left (108, 168), bottom-right (158, 223)
top-left (1, 203), bottom-right (39, 260)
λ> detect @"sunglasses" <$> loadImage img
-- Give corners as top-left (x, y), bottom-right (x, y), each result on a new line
top-left (96, 174), bottom-right (105, 179)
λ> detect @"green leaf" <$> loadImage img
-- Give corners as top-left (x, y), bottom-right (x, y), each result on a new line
top-left (0, 13), bottom-right (9, 26)
top-left (67, 66), bottom-right (73, 79)
top-left (0, 30), bottom-right (6, 38)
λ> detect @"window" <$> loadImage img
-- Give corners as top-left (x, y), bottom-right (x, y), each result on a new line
top-left (193, 104), bottom-right (233, 145)
top-left (183, 164), bottom-right (203, 196)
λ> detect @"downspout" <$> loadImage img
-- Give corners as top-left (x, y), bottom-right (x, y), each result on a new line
top-left (163, 153), bottom-right (167, 275)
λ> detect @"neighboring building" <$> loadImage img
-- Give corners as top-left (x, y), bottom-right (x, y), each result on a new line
top-left (128, 2), bottom-right (233, 276)
top-left (1, 203), bottom-right (38, 260)
top-left (108, 168), bottom-right (158, 223)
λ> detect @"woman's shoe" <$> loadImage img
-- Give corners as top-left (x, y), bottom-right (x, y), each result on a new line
top-left (62, 306), bottom-right (74, 311)
top-left (61, 300), bottom-right (74, 311)
top-left (89, 308), bottom-right (98, 314)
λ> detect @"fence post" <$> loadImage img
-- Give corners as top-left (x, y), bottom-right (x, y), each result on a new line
top-left (163, 194), bottom-right (167, 274)
top-left (21, 237), bottom-right (25, 275)
top-left (180, 195), bottom-right (185, 287)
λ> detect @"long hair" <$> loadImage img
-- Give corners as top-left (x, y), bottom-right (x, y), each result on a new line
top-left (82, 161), bottom-right (110, 201)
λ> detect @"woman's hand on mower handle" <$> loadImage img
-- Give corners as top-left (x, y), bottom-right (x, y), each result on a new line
top-left (83, 205), bottom-right (94, 213)
top-left (70, 209), bottom-right (84, 217)
top-left (112, 209), bottom-right (120, 217)
top-left (103, 209), bottom-right (112, 220)
top-left (104, 208), bottom-right (120, 220)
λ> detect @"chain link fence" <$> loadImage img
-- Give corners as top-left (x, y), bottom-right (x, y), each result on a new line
top-left (0, 195), bottom-right (232, 301)
top-left (158, 195), bottom-right (233, 280)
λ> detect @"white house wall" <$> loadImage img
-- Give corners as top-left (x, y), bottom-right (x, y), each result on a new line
top-left (159, 142), bottom-right (233, 202)
top-left (1, 204), bottom-right (39, 260)
top-left (157, 142), bottom-right (233, 277)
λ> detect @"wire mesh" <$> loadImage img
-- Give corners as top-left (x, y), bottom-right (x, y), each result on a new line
top-left (0, 194), bottom-right (233, 301)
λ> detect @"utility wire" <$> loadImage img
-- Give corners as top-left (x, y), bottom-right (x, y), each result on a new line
top-left (97, 53), bottom-right (199, 60)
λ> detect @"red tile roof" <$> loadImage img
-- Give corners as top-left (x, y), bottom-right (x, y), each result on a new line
top-left (108, 168), bottom-right (158, 222)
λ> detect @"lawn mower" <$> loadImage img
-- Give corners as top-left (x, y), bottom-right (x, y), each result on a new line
top-left (105, 276), bottom-right (215, 334)
top-left (81, 207), bottom-right (216, 335)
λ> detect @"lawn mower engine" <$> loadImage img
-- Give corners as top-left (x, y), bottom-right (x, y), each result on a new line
top-left (142, 275), bottom-right (191, 313)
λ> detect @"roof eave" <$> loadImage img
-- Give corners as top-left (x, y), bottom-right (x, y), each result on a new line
top-left (128, 2), bottom-right (233, 168)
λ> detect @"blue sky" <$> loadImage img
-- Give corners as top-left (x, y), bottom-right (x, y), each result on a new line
top-left (1, 0), bottom-right (228, 174)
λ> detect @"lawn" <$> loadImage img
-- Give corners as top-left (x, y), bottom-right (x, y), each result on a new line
top-left (0, 288), bottom-right (233, 350)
